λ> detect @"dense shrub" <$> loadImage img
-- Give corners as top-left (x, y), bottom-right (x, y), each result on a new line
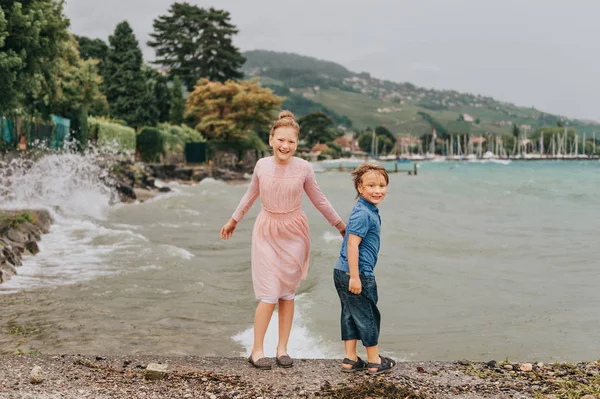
top-left (158, 123), bottom-right (205, 153)
top-left (136, 127), bottom-right (165, 162)
top-left (88, 117), bottom-right (136, 152)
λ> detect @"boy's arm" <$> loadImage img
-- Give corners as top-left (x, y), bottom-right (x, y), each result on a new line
top-left (347, 233), bottom-right (362, 294)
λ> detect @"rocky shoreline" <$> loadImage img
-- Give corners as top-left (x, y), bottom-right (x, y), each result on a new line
top-left (0, 209), bottom-right (52, 285)
top-left (109, 161), bottom-right (249, 203)
top-left (1, 355), bottom-right (599, 398)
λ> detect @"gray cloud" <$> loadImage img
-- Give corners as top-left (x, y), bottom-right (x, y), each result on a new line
top-left (64, 0), bottom-right (600, 121)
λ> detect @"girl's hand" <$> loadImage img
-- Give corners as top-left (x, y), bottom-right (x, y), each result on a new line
top-left (336, 221), bottom-right (346, 238)
top-left (220, 218), bottom-right (238, 240)
top-left (349, 276), bottom-right (362, 295)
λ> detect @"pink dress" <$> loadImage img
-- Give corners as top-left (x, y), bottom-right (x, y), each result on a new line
top-left (232, 156), bottom-right (342, 300)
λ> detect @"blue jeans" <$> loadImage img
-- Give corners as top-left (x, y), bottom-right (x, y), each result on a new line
top-left (333, 269), bottom-right (380, 347)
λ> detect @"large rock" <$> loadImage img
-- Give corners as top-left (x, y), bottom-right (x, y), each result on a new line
top-left (115, 181), bottom-right (136, 202)
top-left (0, 210), bottom-right (52, 284)
top-left (173, 168), bottom-right (194, 180)
top-left (212, 168), bottom-right (246, 181)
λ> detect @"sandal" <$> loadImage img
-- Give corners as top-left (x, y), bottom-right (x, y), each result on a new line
top-left (276, 355), bottom-right (294, 368)
top-left (248, 355), bottom-right (272, 370)
top-left (341, 357), bottom-right (368, 373)
top-left (367, 356), bottom-right (396, 375)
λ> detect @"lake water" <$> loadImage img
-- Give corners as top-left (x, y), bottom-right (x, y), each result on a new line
top-left (1, 155), bottom-right (599, 362)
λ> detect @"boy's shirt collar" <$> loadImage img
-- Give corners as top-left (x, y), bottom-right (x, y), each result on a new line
top-left (358, 196), bottom-right (379, 212)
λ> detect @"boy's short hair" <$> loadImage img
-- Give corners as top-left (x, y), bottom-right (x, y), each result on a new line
top-left (351, 163), bottom-right (389, 198)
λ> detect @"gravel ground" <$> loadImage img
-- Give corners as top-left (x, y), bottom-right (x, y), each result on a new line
top-left (3, 354), bottom-right (597, 398)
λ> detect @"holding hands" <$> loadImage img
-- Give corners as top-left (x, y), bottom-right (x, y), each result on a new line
top-left (336, 221), bottom-right (346, 238)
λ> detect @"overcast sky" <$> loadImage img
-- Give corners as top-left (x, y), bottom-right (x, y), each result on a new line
top-left (64, 0), bottom-right (600, 121)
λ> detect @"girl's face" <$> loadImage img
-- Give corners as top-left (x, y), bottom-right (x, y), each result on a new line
top-left (269, 127), bottom-right (298, 164)
top-left (358, 171), bottom-right (388, 205)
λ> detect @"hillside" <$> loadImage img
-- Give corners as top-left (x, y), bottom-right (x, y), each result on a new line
top-left (242, 50), bottom-right (600, 138)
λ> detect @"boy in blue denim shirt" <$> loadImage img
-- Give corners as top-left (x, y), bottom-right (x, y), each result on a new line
top-left (334, 163), bottom-right (396, 375)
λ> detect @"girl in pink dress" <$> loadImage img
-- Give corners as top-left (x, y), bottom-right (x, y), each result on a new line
top-left (220, 111), bottom-right (346, 369)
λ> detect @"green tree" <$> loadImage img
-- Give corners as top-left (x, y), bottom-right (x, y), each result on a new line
top-left (512, 123), bottom-right (521, 138)
top-left (375, 126), bottom-right (395, 143)
top-left (0, 0), bottom-right (69, 115)
top-left (74, 35), bottom-right (108, 60)
top-left (298, 111), bottom-right (335, 147)
top-left (154, 73), bottom-right (170, 123)
top-left (148, 3), bottom-right (245, 90)
top-left (142, 65), bottom-right (170, 124)
top-left (104, 21), bottom-right (155, 128)
top-left (357, 129), bottom-right (393, 155)
top-left (186, 78), bottom-right (283, 147)
top-left (169, 75), bottom-right (185, 125)
top-left (45, 36), bottom-right (107, 147)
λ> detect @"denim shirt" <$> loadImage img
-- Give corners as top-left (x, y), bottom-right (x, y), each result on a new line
top-left (334, 196), bottom-right (381, 276)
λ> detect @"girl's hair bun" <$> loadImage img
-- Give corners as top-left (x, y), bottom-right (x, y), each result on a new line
top-left (278, 110), bottom-right (295, 120)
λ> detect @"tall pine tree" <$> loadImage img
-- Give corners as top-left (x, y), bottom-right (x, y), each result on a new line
top-left (104, 21), bottom-right (156, 128)
top-left (148, 3), bottom-right (245, 90)
top-left (169, 75), bottom-right (185, 125)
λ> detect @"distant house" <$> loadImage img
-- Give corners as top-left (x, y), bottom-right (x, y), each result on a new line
top-left (470, 137), bottom-right (486, 144)
top-left (334, 136), bottom-right (352, 152)
top-left (311, 143), bottom-right (330, 154)
top-left (307, 143), bottom-right (332, 161)
top-left (462, 113), bottom-right (475, 123)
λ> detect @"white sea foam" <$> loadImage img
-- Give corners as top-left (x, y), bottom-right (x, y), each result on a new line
top-left (232, 294), bottom-right (335, 358)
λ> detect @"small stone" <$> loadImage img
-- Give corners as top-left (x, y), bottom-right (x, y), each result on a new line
top-left (537, 362), bottom-right (544, 368)
top-left (486, 360), bottom-right (497, 368)
top-left (520, 363), bottom-right (533, 372)
top-left (503, 364), bottom-right (513, 370)
top-left (144, 363), bottom-right (168, 380)
top-left (29, 366), bottom-right (44, 384)
top-left (210, 395), bottom-right (217, 399)
top-left (299, 391), bottom-right (308, 397)
top-left (580, 395), bottom-right (596, 399)
top-left (95, 356), bottom-right (106, 361)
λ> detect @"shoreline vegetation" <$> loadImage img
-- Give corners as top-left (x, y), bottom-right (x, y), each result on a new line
top-left (1, 354), bottom-right (600, 398)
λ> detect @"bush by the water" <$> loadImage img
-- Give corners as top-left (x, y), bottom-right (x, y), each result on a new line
top-left (136, 127), bottom-right (165, 162)
top-left (158, 123), bottom-right (205, 153)
top-left (88, 117), bottom-right (136, 152)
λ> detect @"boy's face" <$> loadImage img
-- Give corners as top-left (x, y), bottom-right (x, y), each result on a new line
top-left (358, 170), bottom-right (387, 205)
top-left (269, 127), bottom-right (298, 164)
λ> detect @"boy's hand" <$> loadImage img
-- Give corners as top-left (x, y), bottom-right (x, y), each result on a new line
top-left (336, 221), bottom-right (346, 238)
top-left (220, 218), bottom-right (237, 240)
top-left (348, 276), bottom-right (362, 295)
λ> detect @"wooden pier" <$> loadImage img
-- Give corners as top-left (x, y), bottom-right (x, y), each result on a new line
top-left (336, 162), bottom-right (418, 175)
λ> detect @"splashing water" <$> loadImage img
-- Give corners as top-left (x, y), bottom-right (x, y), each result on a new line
top-left (0, 145), bottom-right (122, 219)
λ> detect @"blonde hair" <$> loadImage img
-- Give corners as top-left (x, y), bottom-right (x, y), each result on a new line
top-left (351, 163), bottom-right (389, 198)
top-left (270, 110), bottom-right (299, 137)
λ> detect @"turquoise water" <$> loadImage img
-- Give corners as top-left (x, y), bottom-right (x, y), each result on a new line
top-left (1, 159), bottom-right (599, 362)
